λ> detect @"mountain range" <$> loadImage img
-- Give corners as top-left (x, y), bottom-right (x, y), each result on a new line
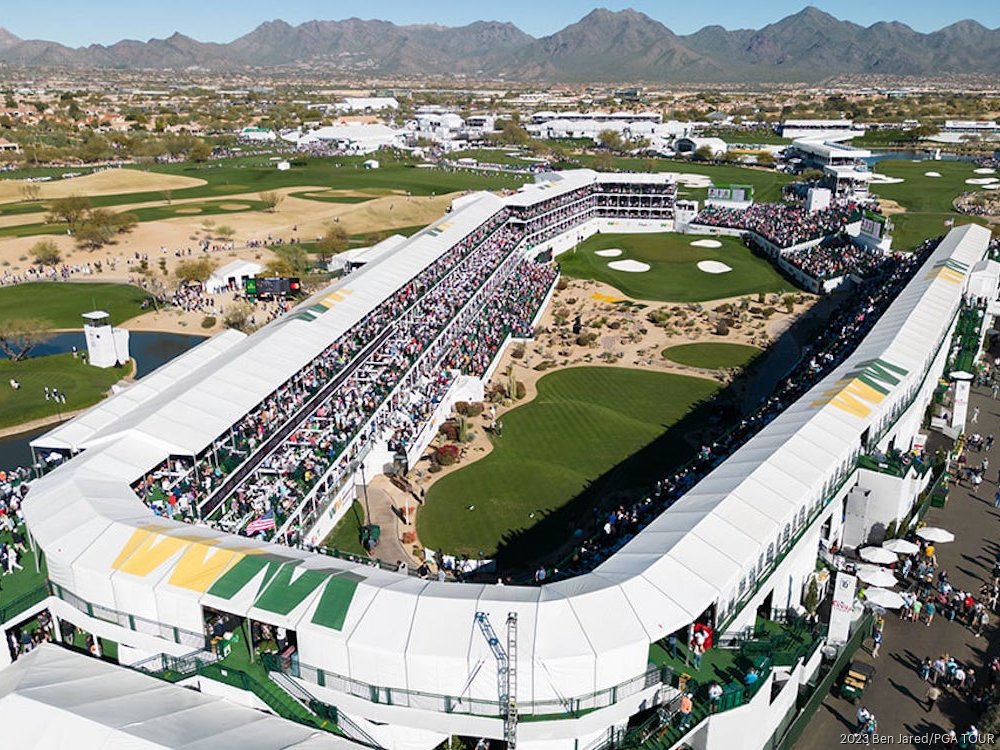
top-left (1, 7), bottom-right (999, 81)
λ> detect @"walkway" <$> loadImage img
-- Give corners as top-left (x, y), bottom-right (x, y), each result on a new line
top-left (795, 380), bottom-right (1000, 747)
top-left (365, 476), bottom-right (421, 567)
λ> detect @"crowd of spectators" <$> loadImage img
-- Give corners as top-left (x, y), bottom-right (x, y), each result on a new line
top-left (552, 237), bottom-right (942, 580)
top-left (694, 201), bottom-right (863, 249)
top-left (783, 233), bottom-right (894, 281)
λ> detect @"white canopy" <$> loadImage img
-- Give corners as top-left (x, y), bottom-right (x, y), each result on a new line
top-left (0, 645), bottom-right (359, 749)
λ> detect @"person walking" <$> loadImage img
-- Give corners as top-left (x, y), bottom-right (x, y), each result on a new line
top-left (856, 705), bottom-right (872, 733)
top-left (993, 488), bottom-right (1000, 509)
top-left (973, 406), bottom-right (980, 424)
top-left (871, 628), bottom-right (883, 657)
top-left (677, 693), bottom-right (694, 730)
top-left (708, 682), bottom-right (723, 713)
top-left (926, 684), bottom-right (942, 712)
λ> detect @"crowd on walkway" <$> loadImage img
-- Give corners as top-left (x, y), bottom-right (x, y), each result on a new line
top-left (693, 201), bottom-right (863, 249)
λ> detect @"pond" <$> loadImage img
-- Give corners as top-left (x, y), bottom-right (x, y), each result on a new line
top-left (0, 330), bottom-right (206, 467)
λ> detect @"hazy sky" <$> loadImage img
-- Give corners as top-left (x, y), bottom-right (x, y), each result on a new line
top-left (2, 1), bottom-right (998, 46)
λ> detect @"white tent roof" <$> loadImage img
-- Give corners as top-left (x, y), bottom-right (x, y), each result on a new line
top-left (0, 645), bottom-right (360, 750)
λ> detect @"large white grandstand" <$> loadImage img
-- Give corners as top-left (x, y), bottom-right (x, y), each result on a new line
top-left (4, 164), bottom-right (995, 750)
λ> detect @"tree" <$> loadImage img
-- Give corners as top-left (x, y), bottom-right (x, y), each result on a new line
top-left (189, 140), bottom-right (212, 162)
top-left (47, 195), bottom-right (92, 229)
top-left (804, 577), bottom-right (820, 615)
top-left (19, 182), bottom-right (41, 202)
top-left (266, 246), bottom-right (310, 277)
top-left (694, 145), bottom-right (716, 162)
top-left (29, 239), bottom-right (62, 267)
top-left (214, 225), bottom-right (236, 241)
top-left (175, 258), bottom-right (217, 284)
top-left (74, 219), bottom-right (114, 249)
top-left (494, 120), bottom-right (531, 147)
top-left (0, 318), bottom-right (53, 361)
top-left (597, 129), bottom-right (625, 153)
top-left (223, 301), bottom-right (255, 333)
top-left (800, 168), bottom-right (825, 183)
top-left (315, 225), bottom-right (350, 260)
top-left (259, 191), bottom-right (285, 213)
top-left (110, 212), bottom-right (138, 234)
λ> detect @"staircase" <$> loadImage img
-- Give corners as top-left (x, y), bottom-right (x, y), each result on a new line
top-left (269, 670), bottom-right (384, 749)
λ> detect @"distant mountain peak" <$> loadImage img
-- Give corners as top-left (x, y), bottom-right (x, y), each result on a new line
top-left (0, 9), bottom-right (998, 81)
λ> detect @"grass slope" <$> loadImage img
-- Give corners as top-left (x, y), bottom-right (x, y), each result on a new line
top-left (0, 353), bottom-right (133, 429)
top-left (0, 282), bottom-right (147, 328)
top-left (871, 159), bottom-right (990, 248)
top-left (559, 232), bottom-right (790, 301)
top-left (418, 367), bottom-right (719, 560)
top-left (322, 501), bottom-right (368, 556)
top-left (663, 342), bottom-right (761, 369)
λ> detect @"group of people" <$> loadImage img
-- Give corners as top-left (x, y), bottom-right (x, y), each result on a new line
top-left (693, 201), bottom-right (863, 250)
top-left (783, 233), bottom-right (893, 282)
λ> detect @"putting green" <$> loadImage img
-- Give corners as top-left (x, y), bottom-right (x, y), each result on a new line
top-left (418, 366), bottom-right (719, 560)
top-left (662, 342), bottom-right (761, 369)
top-left (559, 232), bottom-right (789, 302)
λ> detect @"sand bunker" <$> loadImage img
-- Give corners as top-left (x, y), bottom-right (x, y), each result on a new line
top-left (174, 207), bottom-right (203, 215)
top-left (974, 168), bottom-right (997, 174)
top-left (608, 260), bottom-right (651, 273)
top-left (674, 174), bottom-right (713, 188)
top-left (0, 168), bottom-right (206, 204)
top-left (868, 174), bottom-right (904, 184)
top-left (690, 239), bottom-right (723, 248)
top-left (966, 178), bottom-right (999, 185)
top-left (697, 261), bottom-right (732, 274)
top-left (925, 172), bottom-right (942, 178)
top-left (594, 248), bottom-right (623, 257)
top-left (219, 203), bottom-right (251, 211)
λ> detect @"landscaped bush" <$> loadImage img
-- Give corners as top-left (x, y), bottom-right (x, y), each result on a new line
top-left (201, 316), bottom-right (217, 329)
top-left (435, 444), bottom-right (461, 466)
top-left (515, 381), bottom-right (527, 400)
top-left (465, 402), bottom-right (484, 417)
top-left (439, 420), bottom-right (460, 441)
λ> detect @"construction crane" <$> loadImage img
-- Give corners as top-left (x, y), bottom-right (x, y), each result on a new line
top-left (474, 611), bottom-right (519, 749)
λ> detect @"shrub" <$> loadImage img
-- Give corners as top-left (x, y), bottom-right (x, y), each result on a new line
top-left (454, 401), bottom-right (471, 416)
top-left (439, 420), bottom-right (460, 441)
top-left (556, 277), bottom-right (569, 291)
top-left (200, 316), bottom-right (217, 329)
top-left (466, 402), bottom-right (484, 417)
top-left (511, 343), bottom-right (526, 359)
top-left (715, 321), bottom-right (730, 336)
top-left (515, 381), bottom-right (527, 400)
top-left (435, 444), bottom-right (461, 466)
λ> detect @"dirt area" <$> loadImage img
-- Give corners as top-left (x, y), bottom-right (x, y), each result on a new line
top-left (0, 169), bottom-right (206, 204)
top-left (878, 198), bottom-right (907, 215)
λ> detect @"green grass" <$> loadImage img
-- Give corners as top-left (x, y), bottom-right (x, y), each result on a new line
top-left (558, 232), bottom-right (791, 302)
top-left (662, 343), bottom-right (761, 369)
top-left (126, 198), bottom-right (271, 222)
top-left (0, 282), bottom-right (147, 328)
top-left (870, 159), bottom-right (993, 248)
top-left (418, 367), bottom-right (719, 561)
top-left (0, 526), bottom-right (48, 622)
top-left (0, 353), bottom-right (134, 429)
top-left (446, 148), bottom-right (536, 166)
top-left (321, 501), bottom-right (368, 556)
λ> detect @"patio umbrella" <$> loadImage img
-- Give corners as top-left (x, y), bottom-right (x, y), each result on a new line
top-left (863, 587), bottom-right (905, 609)
top-left (857, 566), bottom-right (898, 587)
top-left (917, 527), bottom-right (955, 544)
top-left (859, 546), bottom-right (898, 565)
top-left (882, 539), bottom-right (920, 555)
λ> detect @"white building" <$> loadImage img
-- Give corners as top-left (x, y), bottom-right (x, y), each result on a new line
top-left (675, 136), bottom-right (728, 158)
top-left (82, 311), bottom-right (130, 369)
top-left (238, 126), bottom-right (277, 142)
top-left (337, 97), bottom-right (400, 113)
top-left (292, 124), bottom-right (404, 154)
top-left (779, 119), bottom-right (865, 140)
top-left (206, 259), bottom-right (262, 294)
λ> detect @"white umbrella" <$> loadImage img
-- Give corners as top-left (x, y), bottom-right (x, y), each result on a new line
top-left (864, 587), bottom-right (905, 609)
top-left (917, 527), bottom-right (955, 544)
top-left (859, 546), bottom-right (898, 565)
top-left (857, 566), bottom-right (898, 587)
top-left (882, 539), bottom-right (920, 555)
